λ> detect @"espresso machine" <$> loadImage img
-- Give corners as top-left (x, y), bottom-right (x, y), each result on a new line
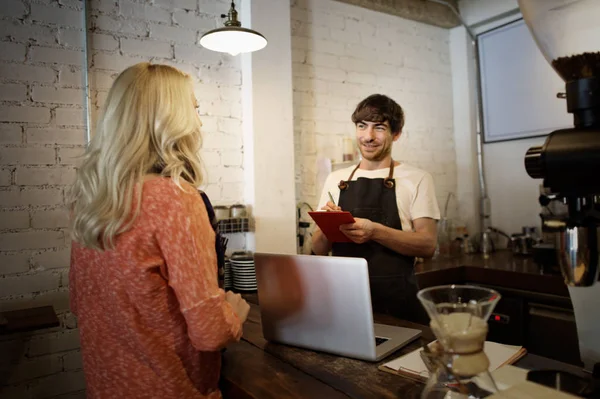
top-left (518, 0), bottom-right (600, 378)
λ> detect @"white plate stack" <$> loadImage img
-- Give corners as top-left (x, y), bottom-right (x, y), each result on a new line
top-left (223, 258), bottom-right (232, 290)
top-left (231, 255), bottom-right (256, 292)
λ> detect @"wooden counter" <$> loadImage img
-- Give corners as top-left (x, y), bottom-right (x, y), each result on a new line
top-left (222, 248), bottom-right (582, 397)
top-left (220, 298), bottom-right (587, 399)
top-left (416, 250), bottom-right (569, 298)
top-left (221, 303), bottom-right (432, 399)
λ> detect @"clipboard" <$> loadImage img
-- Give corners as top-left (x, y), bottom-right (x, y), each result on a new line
top-left (308, 211), bottom-right (355, 243)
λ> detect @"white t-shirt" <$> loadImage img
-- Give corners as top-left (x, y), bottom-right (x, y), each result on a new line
top-left (317, 163), bottom-right (441, 232)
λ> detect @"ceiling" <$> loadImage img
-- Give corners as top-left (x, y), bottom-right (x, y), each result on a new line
top-left (333, 0), bottom-right (462, 29)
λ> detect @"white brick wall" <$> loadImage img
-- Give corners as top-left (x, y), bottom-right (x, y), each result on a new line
top-left (0, 0), bottom-right (458, 395)
top-left (291, 0), bottom-right (457, 218)
top-left (88, 0), bottom-right (242, 204)
top-left (0, 0), bottom-right (245, 396)
top-left (0, 12), bottom-right (81, 393)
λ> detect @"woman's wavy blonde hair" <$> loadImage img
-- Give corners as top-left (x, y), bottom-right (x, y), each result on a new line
top-left (70, 62), bottom-right (204, 250)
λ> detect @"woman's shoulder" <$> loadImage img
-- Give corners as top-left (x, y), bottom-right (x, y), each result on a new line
top-left (143, 175), bottom-right (197, 194)
top-left (136, 177), bottom-right (208, 232)
top-left (141, 176), bottom-right (201, 208)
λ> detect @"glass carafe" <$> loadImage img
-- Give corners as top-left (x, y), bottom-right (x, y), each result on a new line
top-left (417, 285), bottom-right (502, 399)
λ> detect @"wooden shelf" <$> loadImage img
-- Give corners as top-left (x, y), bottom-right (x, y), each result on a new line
top-left (0, 306), bottom-right (59, 335)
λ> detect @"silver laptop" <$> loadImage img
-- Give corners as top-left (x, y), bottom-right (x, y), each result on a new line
top-left (253, 253), bottom-right (422, 362)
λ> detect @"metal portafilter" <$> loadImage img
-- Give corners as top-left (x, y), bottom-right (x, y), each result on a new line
top-left (524, 132), bottom-right (600, 288)
top-left (557, 224), bottom-right (599, 287)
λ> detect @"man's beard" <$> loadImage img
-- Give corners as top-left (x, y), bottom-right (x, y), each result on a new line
top-left (358, 140), bottom-right (392, 162)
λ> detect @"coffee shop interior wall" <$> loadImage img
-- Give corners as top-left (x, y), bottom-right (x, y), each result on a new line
top-left (452, 0), bottom-right (547, 239)
top-left (292, 0), bottom-right (457, 222)
top-left (0, 0), bottom-right (244, 396)
top-left (0, 0), bottom-right (492, 397)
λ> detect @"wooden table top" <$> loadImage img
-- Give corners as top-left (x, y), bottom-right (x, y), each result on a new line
top-left (220, 295), bottom-right (587, 399)
top-left (221, 302), bottom-right (433, 399)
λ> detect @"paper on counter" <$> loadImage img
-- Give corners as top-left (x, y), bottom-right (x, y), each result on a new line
top-left (474, 365), bottom-right (528, 392)
top-left (381, 341), bottom-right (526, 381)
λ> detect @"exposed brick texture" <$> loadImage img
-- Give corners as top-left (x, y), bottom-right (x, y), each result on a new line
top-left (0, 0), bottom-right (243, 397)
top-left (0, 0), bottom-right (457, 397)
top-left (291, 0), bottom-right (456, 213)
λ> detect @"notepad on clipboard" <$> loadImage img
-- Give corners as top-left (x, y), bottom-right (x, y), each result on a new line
top-left (308, 211), bottom-right (355, 243)
top-left (378, 341), bottom-right (527, 383)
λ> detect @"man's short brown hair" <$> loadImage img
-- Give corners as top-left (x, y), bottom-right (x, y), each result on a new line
top-left (351, 94), bottom-right (405, 134)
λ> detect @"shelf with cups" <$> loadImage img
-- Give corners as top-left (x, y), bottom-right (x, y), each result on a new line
top-left (217, 217), bottom-right (251, 234)
top-left (214, 204), bottom-right (252, 234)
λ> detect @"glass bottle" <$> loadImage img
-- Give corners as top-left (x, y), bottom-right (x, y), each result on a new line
top-left (434, 218), bottom-right (452, 259)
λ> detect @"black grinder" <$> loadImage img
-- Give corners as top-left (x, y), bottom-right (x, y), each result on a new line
top-left (518, 0), bottom-right (600, 395)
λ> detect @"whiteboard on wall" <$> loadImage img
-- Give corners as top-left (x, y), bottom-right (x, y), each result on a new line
top-left (477, 19), bottom-right (572, 143)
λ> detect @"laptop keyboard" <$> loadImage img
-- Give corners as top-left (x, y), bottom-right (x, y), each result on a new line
top-left (375, 337), bottom-right (389, 346)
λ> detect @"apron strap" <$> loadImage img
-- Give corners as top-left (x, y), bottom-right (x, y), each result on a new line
top-left (384, 160), bottom-right (395, 188)
top-left (338, 162), bottom-right (361, 190)
top-left (339, 160), bottom-right (396, 190)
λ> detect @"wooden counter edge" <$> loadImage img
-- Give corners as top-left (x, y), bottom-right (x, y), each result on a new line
top-left (221, 339), bottom-right (350, 399)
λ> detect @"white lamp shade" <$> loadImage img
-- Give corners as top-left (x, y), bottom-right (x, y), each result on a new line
top-left (200, 27), bottom-right (267, 56)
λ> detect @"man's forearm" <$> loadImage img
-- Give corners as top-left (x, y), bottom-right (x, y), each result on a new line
top-left (371, 223), bottom-right (436, 258)
top-left (311, 228), bottom-right (332, 255)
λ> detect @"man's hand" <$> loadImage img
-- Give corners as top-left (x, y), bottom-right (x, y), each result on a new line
top-left (311, 201), bottom-right (342, 255)
top-left (321, 201), bottom-right (341, 212)
top-left (339, 217), bottom-right (375, 244)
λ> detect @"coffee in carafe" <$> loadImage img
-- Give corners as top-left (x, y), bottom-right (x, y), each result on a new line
top-left (417, 285), bottom-right (502, 399)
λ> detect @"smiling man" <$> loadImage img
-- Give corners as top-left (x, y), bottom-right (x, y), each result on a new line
top-left (311, 94), bottom-right (440, 324)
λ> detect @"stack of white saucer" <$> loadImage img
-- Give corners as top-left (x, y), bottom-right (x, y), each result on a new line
top-left (223, 258), bottom-right (232, 290)
top-left (231, 253), bottom-right (256, 292)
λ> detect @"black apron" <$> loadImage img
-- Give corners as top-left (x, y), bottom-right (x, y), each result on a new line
top-left (332, 161), bottom-right (427, 324)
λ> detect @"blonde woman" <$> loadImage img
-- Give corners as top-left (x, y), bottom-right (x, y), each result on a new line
top-left (69, 63), bottom-right (250, 399)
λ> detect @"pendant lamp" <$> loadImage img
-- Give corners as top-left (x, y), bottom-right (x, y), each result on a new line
top-left (199, 1), bottom-right (267, 56)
